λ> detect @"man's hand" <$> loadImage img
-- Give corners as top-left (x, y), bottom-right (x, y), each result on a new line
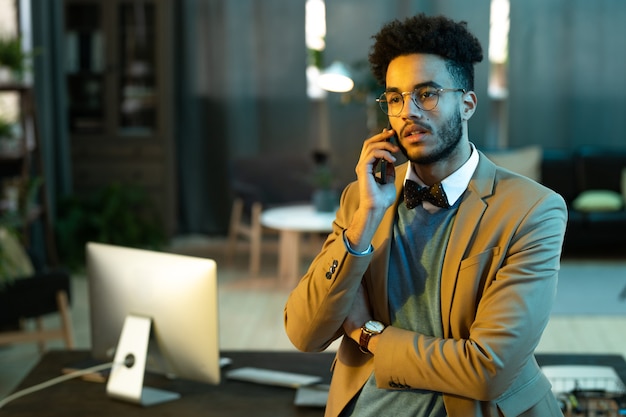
top-left (355, 128), bottom-right (399, 211)
top-left (344, 128), bottom-right (399, 252)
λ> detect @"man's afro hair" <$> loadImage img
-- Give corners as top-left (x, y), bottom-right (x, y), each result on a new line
top-left (369, 14), bottom-right (483, 86)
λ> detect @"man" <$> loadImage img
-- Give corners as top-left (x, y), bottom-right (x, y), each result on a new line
top-left (284, 14), bottom-right (567, 417)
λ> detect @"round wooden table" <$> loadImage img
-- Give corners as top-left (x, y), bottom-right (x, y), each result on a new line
top-left (260, 204), bottom-right (335, 286)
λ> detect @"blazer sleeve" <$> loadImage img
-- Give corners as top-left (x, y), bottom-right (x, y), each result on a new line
top-left (284, 181), bottom-right (374, 352)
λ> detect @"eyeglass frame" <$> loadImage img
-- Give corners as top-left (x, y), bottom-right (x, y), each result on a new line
top-left (376, 87), bottom-right (467, 116)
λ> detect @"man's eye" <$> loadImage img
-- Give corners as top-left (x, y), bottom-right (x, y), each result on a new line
top-left (388, 94), bottom-right (402, 104)
top-left (419, 90), bottom-right (437, 100)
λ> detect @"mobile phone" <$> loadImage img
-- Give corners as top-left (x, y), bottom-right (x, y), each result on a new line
top-left (380, 124), bottom-right (395, 184)
top-left (380, 159), bottom-right (388, 184)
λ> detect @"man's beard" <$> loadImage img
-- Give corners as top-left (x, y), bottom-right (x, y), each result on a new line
top-left (399, 110), bottom-right (463, 165)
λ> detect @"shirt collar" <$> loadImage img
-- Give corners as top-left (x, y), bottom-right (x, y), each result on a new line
top-left (404, 142), bottom-right (479, 208)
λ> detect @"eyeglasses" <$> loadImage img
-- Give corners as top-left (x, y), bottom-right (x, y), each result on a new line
top-left (376, 87), bottom-right (466, 116)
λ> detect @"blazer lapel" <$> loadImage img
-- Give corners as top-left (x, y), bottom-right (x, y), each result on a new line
top-left (440, 154), bottom-right (496, 338)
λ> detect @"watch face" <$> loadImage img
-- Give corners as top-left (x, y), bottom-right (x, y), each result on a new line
top-left (365, 320), bottom-right (385, 333)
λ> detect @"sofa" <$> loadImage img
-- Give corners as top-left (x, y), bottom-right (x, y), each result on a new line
top-left (485, 145), bottom-right (626, 255)
top-left (541, 147), bottom-right (626, 254)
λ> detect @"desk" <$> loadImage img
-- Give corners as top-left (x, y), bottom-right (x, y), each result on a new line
top-left (260, 204), bottom-right (335, 286)
top-left (5, 351), bottom-right (626, 416)
top-left (2, 350), bottom-right (334, 417)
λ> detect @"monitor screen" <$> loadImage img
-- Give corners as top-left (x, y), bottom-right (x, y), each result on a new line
top-left (86, 242), bottom-right (221, 390)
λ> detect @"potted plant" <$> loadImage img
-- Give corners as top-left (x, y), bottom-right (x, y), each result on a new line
top-left (55, 183), bottom-right (167, 270)
top-left (0, 36), bottom-right (31, 82)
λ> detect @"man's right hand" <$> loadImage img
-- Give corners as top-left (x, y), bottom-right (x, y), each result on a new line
top-left (344, 128), bottom-right (399, 252)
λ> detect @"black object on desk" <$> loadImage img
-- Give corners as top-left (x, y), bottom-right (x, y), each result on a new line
top-left (1, 350), bottom-right (334, 417)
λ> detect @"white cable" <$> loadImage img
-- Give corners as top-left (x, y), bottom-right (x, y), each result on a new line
top-left (0, 361), bottom-right (114, 409)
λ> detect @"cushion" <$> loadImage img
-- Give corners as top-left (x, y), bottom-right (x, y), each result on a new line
top-left (0, 227), bottom-right (35, 289)
top-left (572, 190), bottom-right (624, 212)
top-left (483, 145), bottom-right (542, 182)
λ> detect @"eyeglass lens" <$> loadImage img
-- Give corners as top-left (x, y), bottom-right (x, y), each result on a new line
top-left (378, 88), bottom-right (440, 116)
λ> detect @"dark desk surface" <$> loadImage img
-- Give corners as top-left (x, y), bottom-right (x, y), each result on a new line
top-left (2, 350), bottom-right (334, 417)
top-left (3, 350), bottom-right (626, 416)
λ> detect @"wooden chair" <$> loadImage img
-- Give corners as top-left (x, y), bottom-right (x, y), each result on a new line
top-left (225, 153), bottom-right (317, 277)
top-left (226, 197), bottom-right (264, 276)
top-left (0, 270), bottom-right (75, 351)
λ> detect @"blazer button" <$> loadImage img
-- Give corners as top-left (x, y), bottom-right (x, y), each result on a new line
top-left (326, 260), bottom-right (339, 279)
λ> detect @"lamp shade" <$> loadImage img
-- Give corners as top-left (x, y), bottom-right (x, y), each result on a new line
top-left (317, 61), bottom-right (354, 93)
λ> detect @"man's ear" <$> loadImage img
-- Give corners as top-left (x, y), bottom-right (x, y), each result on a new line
top-left (460, 91), bottom-right (477, 121)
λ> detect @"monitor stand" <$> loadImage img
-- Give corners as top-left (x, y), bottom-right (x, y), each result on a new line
top-left (106, 314), bottom-right (181, 406)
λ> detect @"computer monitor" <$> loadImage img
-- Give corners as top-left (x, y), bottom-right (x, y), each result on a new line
top-left (86, 242), bottom-right (221, 406)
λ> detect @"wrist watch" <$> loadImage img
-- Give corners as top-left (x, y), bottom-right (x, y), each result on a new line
top-left (359, 320), bottom-right (385, 353)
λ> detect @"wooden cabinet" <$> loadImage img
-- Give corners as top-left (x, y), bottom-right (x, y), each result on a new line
top-left (0, 83), bottom-right (58, 264)
top-left (63, 0), bottom-right (176, 235)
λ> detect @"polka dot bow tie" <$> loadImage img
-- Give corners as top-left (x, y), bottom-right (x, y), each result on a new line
top-left (404, 179), bottom-right (450, 209)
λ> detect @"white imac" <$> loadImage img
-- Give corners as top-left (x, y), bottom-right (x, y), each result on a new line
top-left (86, 242), bottom-right (221, 406)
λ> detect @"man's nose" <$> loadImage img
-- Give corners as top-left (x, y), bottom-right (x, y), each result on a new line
top-left (400, 93), bottom-right (424, 118)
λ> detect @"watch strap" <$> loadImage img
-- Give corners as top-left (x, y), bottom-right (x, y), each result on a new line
top-left (359, 321), bottom-right (384, 354)
top-left (359, 330), bottom-right (373, 354)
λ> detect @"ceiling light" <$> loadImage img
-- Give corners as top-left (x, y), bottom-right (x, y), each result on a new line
top-left (317, 61), bottom-right (354, 93)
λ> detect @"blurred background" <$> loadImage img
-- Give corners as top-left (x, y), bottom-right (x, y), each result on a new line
top-left (0, 0), bottom-right (625, 267)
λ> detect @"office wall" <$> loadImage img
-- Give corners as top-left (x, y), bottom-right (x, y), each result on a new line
top-left (508, 0), bottom-right (626, 150)
top-left (176, 0), bottom-right (309, 233)
top-left (188, 0), bottom-right (309, 158)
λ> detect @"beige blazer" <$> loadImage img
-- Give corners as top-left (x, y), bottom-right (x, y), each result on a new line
top-left (284, 153), bottom-right (567, 417)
